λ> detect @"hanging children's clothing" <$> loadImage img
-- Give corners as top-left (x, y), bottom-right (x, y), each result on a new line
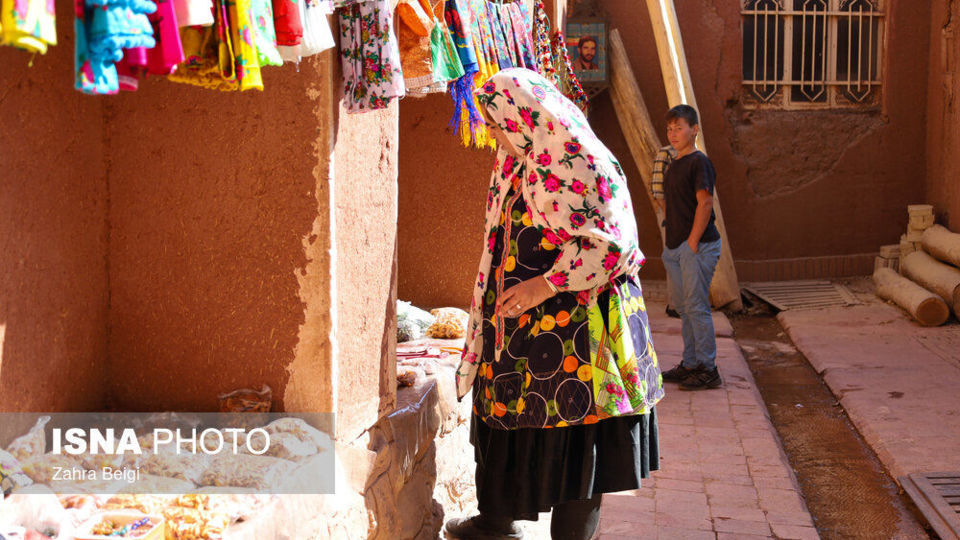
top-left (426, 0), bottom-right (464, 91)
top-left (506, 0), bottom-right (535, 69)
top-left (445, 0), bottom-right (485, 144)
top-left (146, 0), bottom-right (185, 75)
top-left (76, 0), bottom-right (156, 94)
top-left (397, 0), bottom-right (435, 91)
top-left (400, 0), bottom-right (464, 96)
top-left (117, 46), bottom-right (148, 91)
top-left (173, 0), bottom-right (213, 27)
top-left (1, 0), bottom-right (57, 53)
top-left (297, 0), bottom-right (334, 56)
top-left (272, 0), bottom-right (302, 47)
top-left (251, 0), bottom-right (282, 67)
top-left (339, 0), bottom-right (405, 113)
top-left (167, 0), bottom-right (238, 90)
top-left (226, 0), bottom-right (264, 89)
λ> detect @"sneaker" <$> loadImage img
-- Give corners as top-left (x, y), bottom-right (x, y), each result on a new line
top-left (661, 363), bottom-right (701, 382)
top-left (444, 516), bottom-right (523, 540)
top-left (680, 367), bottom-right (723, 390)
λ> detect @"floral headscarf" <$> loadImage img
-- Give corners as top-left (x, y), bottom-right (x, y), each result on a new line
top-left (456, 67), bottom-right (646, 399)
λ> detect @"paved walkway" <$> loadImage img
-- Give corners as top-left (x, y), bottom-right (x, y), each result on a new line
top-left (594, 303), bottom-right (819, 540)
top-left (778, 299), bottom-right (960, 482)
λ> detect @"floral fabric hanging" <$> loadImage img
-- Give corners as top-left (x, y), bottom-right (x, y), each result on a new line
top-left (339, 0), bottom-right (405, 113)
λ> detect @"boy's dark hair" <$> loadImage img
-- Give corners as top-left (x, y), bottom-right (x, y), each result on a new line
top-left (666, 104), bottom-right (699, 127)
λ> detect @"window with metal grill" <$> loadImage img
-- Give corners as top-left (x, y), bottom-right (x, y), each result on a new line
top-left (742, 0), bottom-right (884, 109)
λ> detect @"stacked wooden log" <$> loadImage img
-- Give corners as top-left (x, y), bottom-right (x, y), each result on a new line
top-left (873, 205), bottom-right (960, 326)
top-left (874, 244), bottom-right (900, 273)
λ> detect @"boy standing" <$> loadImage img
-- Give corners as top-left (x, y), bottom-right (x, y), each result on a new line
top-left (655, 105), bottom-right (723, 390)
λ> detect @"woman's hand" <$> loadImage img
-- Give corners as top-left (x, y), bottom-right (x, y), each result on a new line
top-left (498, 276), bottom-right (556, 319)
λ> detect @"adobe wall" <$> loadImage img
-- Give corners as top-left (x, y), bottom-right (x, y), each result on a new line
top-left (926, 0), bottom-right (960, 231)
top-left (333, 101), bottom-right (400, 442)
top-left (603, 0), bottom-right (932, 280)
top-left (398, 0), bottom-right (934, 307)
top-left (104, 65), bottom-right (327, 412)
top-left (0, 10), bottom-right (110, 412)
top-left (1, 7), bottom-right (399, 439)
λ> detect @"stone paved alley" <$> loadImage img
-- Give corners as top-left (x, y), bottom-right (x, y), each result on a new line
top-left (591, 304), bottom-right (819, 540)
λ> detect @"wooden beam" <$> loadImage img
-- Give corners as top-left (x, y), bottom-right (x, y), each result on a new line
top-left (545, 0), bottom-right (566, 33)
top-left (873, 268), bottom-right (950, 327)
top-left (609, 29), bottom-right (664, 224)
top-left (644, 0), bottom-right (743, 310)
top-left (901, 251), bottom-right (960, 316)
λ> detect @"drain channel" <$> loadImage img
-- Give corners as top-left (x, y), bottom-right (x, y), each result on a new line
top-left (729, 313), bottom-right (930, 539)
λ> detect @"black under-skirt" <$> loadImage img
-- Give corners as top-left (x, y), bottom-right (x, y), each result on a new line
top-left (470, 408), bottom-right (660, 521)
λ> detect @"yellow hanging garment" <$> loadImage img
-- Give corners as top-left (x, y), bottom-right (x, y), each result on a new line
top-left (227, 0), bottom-right (263, 91)
top-left (1, 0), bottom-right (57, 53)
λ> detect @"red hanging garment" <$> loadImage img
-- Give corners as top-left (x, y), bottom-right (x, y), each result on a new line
top-left (273, 0), bottom-right (303, 46)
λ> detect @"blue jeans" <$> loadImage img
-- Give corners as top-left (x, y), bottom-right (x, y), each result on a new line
top-left (662, 239), bottom-right (722, 371)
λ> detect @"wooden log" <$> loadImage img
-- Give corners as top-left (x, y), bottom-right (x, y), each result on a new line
top-left (879, 244), bottom-right (900, 258)
top-left (609, 29), bottom-right (665, 226)
top-left (608, 29), bottom-right (678, 308)
top-left (921, 224), bottom-right (960, 268)
top-left (873, 268), bottom-right (950, 326)
top-left (901, 250), bottom-right (960, 315)
top-left (644, 0), bottom-right (742, 311)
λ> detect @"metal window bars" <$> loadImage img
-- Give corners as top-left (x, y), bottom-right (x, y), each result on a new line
top-left (742, 0), bottom-right (884, 108)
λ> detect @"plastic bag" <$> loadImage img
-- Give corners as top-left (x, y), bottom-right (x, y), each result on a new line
top-left (198, 454), bottom-right (296, 490)
top-left (239, 417), bottom-right (332, 462)
top-left (0, 484), bottom-right (71, 538)
top-left (397, 300), bottom-right (435, 342)
top-left (137, 452), bottom-right (209, 485)
top-left (19, 454), bottom-right (84, 484)
top-left (426, 307), bottom-right (469, 338)
top-left (218, 385), bottom-right (272, 413)
top-left (0, 449), bottom-right (32, 496)
top-left (300, 0), bottom-right (335, 57)
top-left (241, 431), bottom-right (316, 462)
top-left (6, 416), bottom-right (50, 462)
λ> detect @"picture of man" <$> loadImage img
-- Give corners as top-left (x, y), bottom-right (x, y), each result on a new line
top-left (572, 36), bottom-right (599, 71)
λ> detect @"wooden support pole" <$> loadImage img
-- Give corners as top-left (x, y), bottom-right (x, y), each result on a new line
top-left (544, 0), bottom-right (566, 33)
top-left (609, 29), bottom-right (665, 227)
top-left (644, 0), bottom-right (742, 311)
top-left (873, 268), bottom-right (950, 327)
top-left (901, 251), bottom-right (960, 316)
top-left (608, 29), bottom-right (679, 309)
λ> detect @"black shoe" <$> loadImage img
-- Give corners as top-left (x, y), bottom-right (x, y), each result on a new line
top-left (444, 515), bottom-right (523, 540)
top-left (665, 306), bottom-right (680, 318)
top-left (661, 363), bottom-right (701, 383)
top-left (680, 367), bottom-right (723, 390)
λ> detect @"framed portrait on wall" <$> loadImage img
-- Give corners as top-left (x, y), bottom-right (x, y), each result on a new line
top-left (566, 19), bottom-right (607, 85)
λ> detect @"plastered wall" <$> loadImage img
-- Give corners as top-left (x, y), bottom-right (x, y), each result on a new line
top-left (926, 0), bottom-right (960, 230)
top-left (0, 9), bottom-right (110, 412)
